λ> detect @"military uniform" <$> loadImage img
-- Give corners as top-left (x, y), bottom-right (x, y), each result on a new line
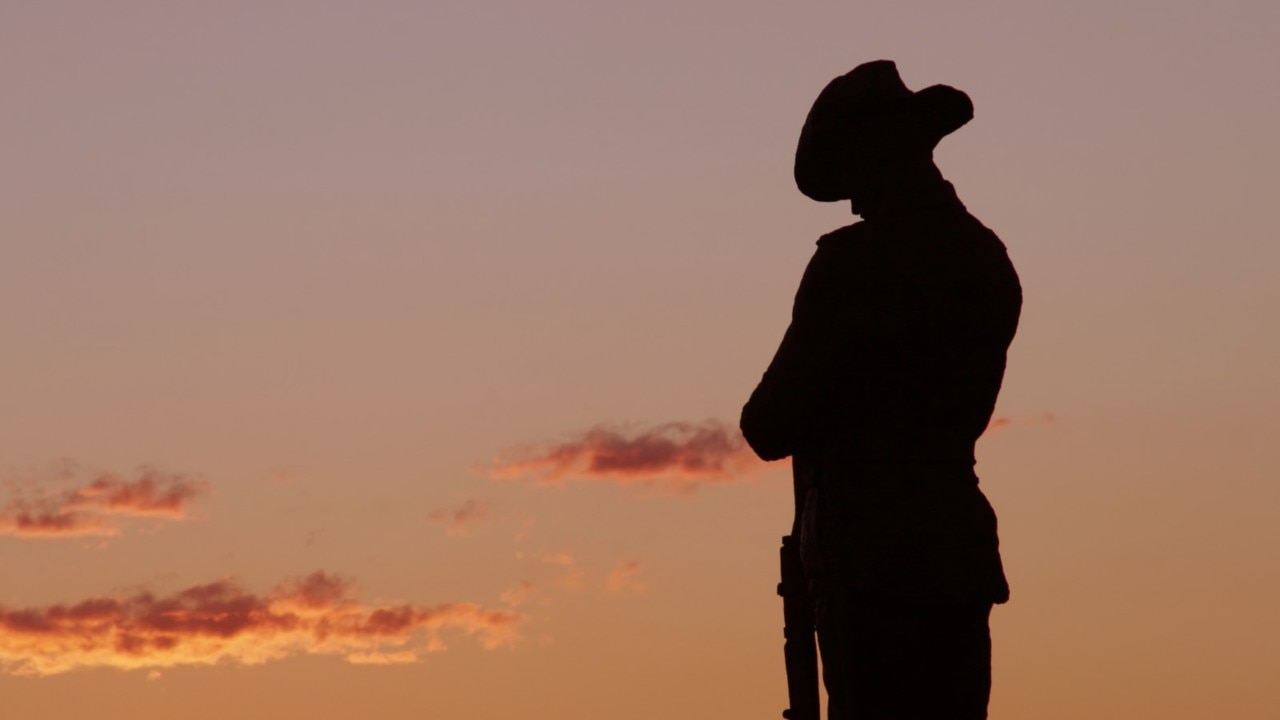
top-left (742, 178), bottom-right (1020, 719)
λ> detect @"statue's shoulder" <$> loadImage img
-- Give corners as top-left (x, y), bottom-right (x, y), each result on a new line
top-left (815, 221), bottom-right (877, 250)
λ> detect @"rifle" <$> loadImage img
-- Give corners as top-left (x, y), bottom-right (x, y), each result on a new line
top-left (778, 457), bottom-right (820, 720)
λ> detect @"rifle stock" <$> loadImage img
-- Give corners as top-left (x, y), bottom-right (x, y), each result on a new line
top-left (779, 533), bottom-right (819, 720)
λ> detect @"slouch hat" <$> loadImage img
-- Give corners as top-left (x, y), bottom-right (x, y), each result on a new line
top-left (795, 60), bottom-right (973, 202)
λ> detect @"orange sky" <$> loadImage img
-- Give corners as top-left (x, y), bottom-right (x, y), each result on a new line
top-left (2, 2), bottom-right (1278, 718)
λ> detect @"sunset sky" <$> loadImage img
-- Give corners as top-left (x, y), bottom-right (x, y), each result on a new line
top-left (2, 2), bottom-right (1278, 718)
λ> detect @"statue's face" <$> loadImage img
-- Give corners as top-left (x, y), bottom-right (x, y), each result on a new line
top-left (837, 121), bottom-right (930, 216)
top-left (839, 136), bottom-right (891, 216)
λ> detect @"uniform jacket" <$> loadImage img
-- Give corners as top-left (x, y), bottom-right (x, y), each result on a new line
top-left (741, 180), bottom-right (1020, 604)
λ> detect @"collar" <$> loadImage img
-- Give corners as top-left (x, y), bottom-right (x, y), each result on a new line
top-left (858, 175), bottom-right (966, 221)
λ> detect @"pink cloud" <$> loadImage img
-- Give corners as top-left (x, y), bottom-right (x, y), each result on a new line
top-left (0, 468), bottom-right (207, 538)
top-left (605, 560), bottom-right (647, 594)
top-left (64, 471), bottom-right (204, 517)
top-left (984, 417), bottom-right (1012, 433)
top-left (499, 581), bottom-right (537, 608)
top-left (0, 571), bottom-right (522, 676)
top-left (427, 499), bottom-right (492, 537)
top-left (982, 413), bottom-right (1056, 436)
top-left (536, 552), bottom-right (575, 567)
top-left (512, 551), bottom-right (584, 593)
top-left (488, 420), bottom-right (762, 493)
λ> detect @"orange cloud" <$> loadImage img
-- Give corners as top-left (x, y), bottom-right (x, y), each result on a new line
top-left (605, 560), bottom-right (647, 594)
top-left (0, 510), bottom-right (113, 538)
top-left (984, 417), bottom-right (1012, 433)
top-left (982, 413), bottom-right (1056, 436)
top-left (0, 571), bottom-right (522, 676)
top-left (536, 551), bottom-right (575, 567)
top-left (488, 420), bottom-right (762, 492)
top-left (499, 581), bottom-right (537, 608)
top-left (0, 468), bottom-right (206, 538)
top-left (427, 499), bottom-right (491, 537)
top-left (512, 551), bottom-right (584, 592)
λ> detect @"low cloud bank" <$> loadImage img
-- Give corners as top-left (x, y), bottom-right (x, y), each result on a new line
top-left (0, 571), bottom-right (522, 676)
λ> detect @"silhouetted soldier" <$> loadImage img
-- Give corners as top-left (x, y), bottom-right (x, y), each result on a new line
top-left (742, 60), bottom-right (1021, 720)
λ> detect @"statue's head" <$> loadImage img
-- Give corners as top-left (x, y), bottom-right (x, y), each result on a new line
top-left (794, 60), bottom-right (973, 212)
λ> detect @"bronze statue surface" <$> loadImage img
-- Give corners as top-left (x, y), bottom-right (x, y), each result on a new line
top-left (742, 60), bottom-right (1021, 720)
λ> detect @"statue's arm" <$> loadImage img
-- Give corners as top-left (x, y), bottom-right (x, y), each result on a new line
top-left (740, 246), bottom-right (844, 462)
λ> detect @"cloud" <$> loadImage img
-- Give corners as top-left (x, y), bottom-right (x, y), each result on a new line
top-left (0, 571), bottom-right (522, 676)
top-left (0, 468), bottom-right (206, 538)
top-left (499, 581), bottom-right (537, 608)
top-left (605, 560), bottom-right (646, 594)
top-left (512, 552), bottom-right (584, 592)
top-left (536, 552), bottom-right (575, 567)
top-left (427, 499), bottom-right (491, 537)
top-left (0, 509), bottom-right (113, 538)
top-left (488, 420), bottom-right (762, 493)
top-left (984, 417), bottom-right (1012, 433)
top-left (982, 413), bottom-right (1056, 436)
top-left (538, 553), bottom-right (583, 590)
